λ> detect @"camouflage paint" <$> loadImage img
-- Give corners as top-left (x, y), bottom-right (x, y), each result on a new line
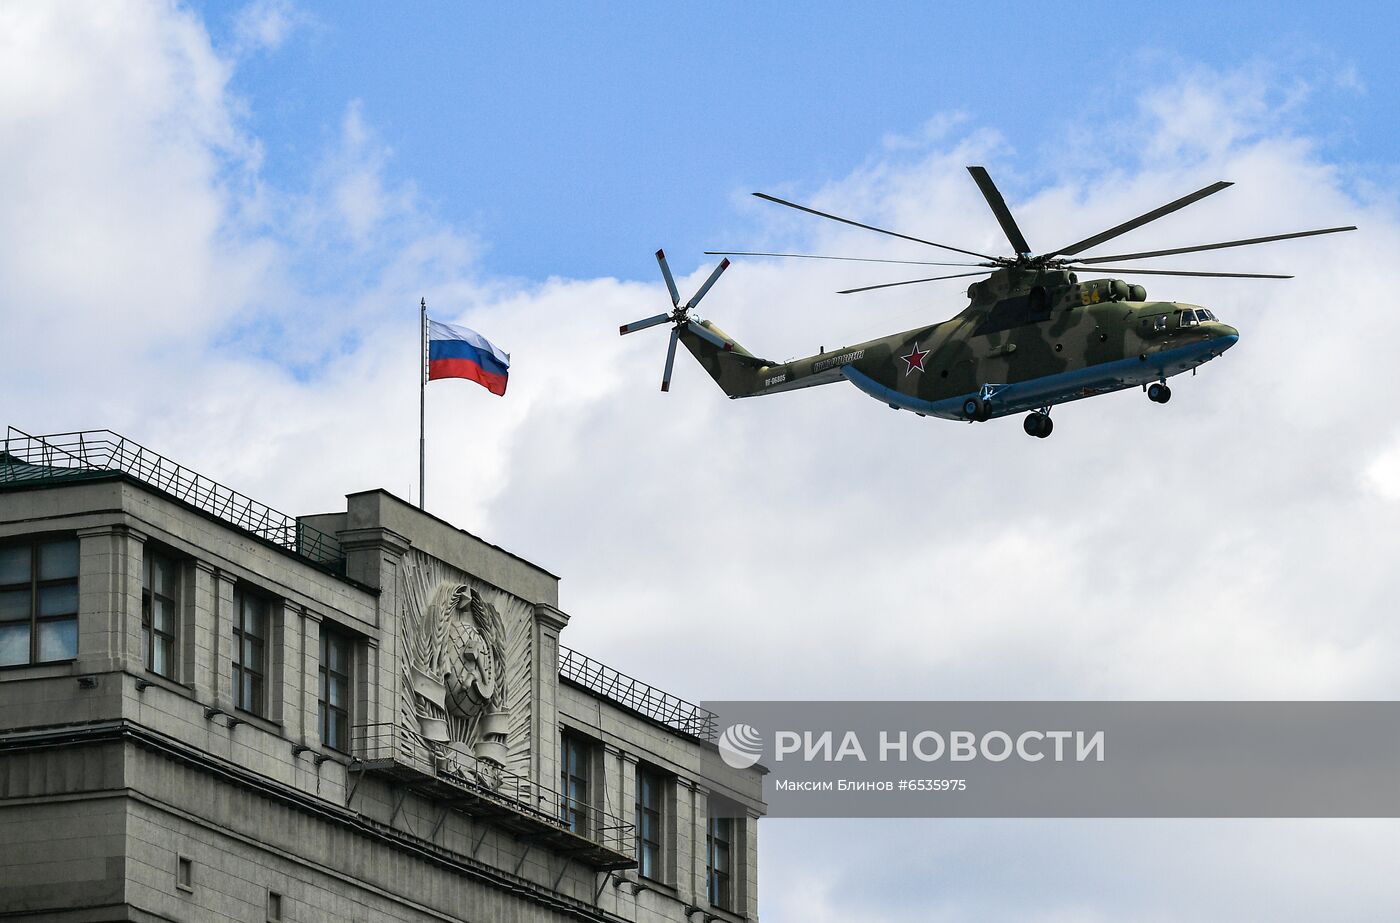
top-left (677, 266), bottom-right (1239, 422)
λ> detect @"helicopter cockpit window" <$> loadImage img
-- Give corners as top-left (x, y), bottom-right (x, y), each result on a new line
top-left (1197, 308), bottom-right (1216, 321)
top-left (1180, 309), bottom-right (1199, 327)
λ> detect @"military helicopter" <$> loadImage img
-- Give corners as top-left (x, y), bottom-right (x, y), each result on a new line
top-left (619, 167), bottom-right (1355, 437)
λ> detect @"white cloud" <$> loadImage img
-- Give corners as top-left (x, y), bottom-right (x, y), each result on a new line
top-left (881, 111), bottom-right (972, 152)
top-left (232, 0), bottom-right (300, 55)
top-left (319, 100), bottom-right (406, 248)
top-left (2, 10), bottom-right (1399, 920)
top-left (0, 1), bottom-right (261, 360)
top-left (1363, 435), bottom-right (1400, 501)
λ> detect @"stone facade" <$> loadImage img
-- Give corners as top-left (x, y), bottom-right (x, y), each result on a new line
top-left (0, 466), bottom-right (764, 922)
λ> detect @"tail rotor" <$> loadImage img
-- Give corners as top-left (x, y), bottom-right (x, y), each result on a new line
top-left (620, 249), bottom-right (733, 391)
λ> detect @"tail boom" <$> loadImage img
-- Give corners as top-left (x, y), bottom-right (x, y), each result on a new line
top-left (678, 321), bottom-right (884, 399)
top-left (676, 320), bottom-right (770, 398)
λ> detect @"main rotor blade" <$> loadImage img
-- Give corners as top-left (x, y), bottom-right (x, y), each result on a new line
top-left (1069, 226), bottom-right (1358, 265)
top-left (684, 320), bottom-right (733, 350)
top-left (967, 166), bottom-right (1032, 256)
top-left (752, 192), bottom-right (1000, 261)
top-left (661, 326), bottom-right (680, 392)
top-left (1066, 265), bottom-right (1292, 279)
top-left (620, 313), bottom-right (672, 335)
top-left (1046, 181), bottom-right (1233, 258)
top-left (656, 249), bottom-right (680, 307)
top-left (838, 270), bottom-right (994, 295)
top-left (705, 250), bottom-right (986, 267)
top-left (685, 258), bottom-right (730, 310)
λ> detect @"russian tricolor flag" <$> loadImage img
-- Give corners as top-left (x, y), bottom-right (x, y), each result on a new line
top-left (427, 318), bottom-right (510, 396)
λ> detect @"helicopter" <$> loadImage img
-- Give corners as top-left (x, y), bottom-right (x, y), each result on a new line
top-left (619, 166), bottom-right (1355, 437)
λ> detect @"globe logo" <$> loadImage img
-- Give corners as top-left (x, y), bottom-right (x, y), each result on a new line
top-left (718, 723), bottom-right (764, 769)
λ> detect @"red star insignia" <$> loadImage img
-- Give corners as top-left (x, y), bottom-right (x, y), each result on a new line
top-left (899, 343), bottom-right (929, 375)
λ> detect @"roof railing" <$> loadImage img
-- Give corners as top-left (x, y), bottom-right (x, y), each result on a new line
top-left (1, 427), bottom-right (342, 569)
top-left (558, 646), bottom-right (718, 742)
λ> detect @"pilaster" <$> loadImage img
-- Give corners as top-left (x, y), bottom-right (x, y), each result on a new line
top-left (74, 524), bottom-right (145, 674)
top-left (210, 568), bottom-right (236, 712)
top-left (301, 609), bottom-right (323, 747)
top-left (685, 781), bottom-right (708, 906)
top-left (190, 560), bottom-right (218, 700)
top-left (598, 743), bottom-right (623, 844)
top-left (618, 750), bottom-right (639, 871)
top-left (532, 603), bottom-right (569, 794)
top-left (271, 600), bottom-right (302, 734)
top-left (339, 527), bottom-right (410, 736)
top-left (338, 526), bottom-right (411, 594)
top-left (361, 635), bottom-right (380, 755)
top-left (664, 769), bottom-right (681, 888)
top-left (743, 806), bottom-right (761, 919)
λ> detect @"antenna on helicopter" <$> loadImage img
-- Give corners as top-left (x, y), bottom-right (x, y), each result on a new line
top-left (619, 250), bottom-right (733, 391)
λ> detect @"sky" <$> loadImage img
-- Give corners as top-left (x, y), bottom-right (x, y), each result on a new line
top-left (4, 2), bottom-right (1400, 919)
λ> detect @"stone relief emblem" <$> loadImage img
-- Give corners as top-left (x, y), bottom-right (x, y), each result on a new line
top-left (399, 551), bottom-right (533, 790)
top-left (409, 583), bottom-right (510, 765)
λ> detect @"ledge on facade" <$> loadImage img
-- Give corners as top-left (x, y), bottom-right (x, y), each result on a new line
top-left (351, 723), bottom-right (637, 872)
top-left (2, 720), bottom-right (634, 919)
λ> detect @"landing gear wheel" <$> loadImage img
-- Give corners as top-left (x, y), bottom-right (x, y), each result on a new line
top-left (963, 397), bottom-right (992, 422)
top-left (1023, 412), bottom-right (1053, 438)
top-left (1148, 383), bottom-right (1172, 404)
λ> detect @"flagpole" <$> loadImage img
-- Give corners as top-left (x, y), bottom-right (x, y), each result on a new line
top-left (419, 297), bottom-right (427, 510)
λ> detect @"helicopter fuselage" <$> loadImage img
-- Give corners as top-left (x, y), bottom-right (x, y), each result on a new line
top-left (682, 268), bottom-right (1239, 422)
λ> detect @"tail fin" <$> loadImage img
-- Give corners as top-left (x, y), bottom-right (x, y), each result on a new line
top-left (677, 320), bottom-right (771, 398)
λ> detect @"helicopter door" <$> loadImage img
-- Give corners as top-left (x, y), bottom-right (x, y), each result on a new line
top-left (972, 288), bottom-right (1052, 336)
top-left (1028, 286), bottom-right (1050, 319)
top-left (944, 357), bottom-right (978, 393)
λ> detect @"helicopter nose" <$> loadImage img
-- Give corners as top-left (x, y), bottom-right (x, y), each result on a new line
top-left (1215, 324), bottom-right (1240, 351)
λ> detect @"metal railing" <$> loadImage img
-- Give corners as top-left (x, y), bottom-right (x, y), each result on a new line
top-left (1, 427), bottom-right (342, 569)
top-left (558, 646), bottom-right (718, 742)
top-left (351, 723), bottom-right (635, 858)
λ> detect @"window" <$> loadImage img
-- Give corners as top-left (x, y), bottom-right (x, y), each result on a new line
top-left (319, 626), bottom-right (352, 752)
top-left (1180, 309), bottom-right (1199, 327)
top-left (635, 763), bottom-right (665, 880)
top-left (560, 732), bottom-right (591, 835)
top-left (142, 549), bottom-right (179, 678)
top-left (266, 890), bottom-right (283, 921)
top-left (232, 588), bottom-right (270, 715)
top-left (0, 537), bottom-right (79, 667)
top-left (176, 856), bottom-right (193, 892)
top-left (706, 812), bottom-right (733, 910)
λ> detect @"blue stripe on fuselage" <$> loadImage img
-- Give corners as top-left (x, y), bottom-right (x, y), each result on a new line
top-left (841, 334), bottom-right (1239, 421)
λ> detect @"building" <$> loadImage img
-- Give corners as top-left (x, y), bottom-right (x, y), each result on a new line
top-left (0, 427), bottom-right (764, 922)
